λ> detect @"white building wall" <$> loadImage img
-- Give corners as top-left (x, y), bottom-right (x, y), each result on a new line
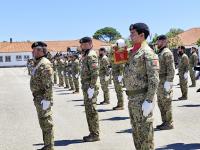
top-left (0, 52), bottom-right (32, 67)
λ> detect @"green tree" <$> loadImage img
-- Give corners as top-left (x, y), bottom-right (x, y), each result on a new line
top-left (197, 38), bottom-right (200, 46)
top-left (166, 28), bottom-right (184, 38)
top-left (93, 27), bottom-right (121, 43)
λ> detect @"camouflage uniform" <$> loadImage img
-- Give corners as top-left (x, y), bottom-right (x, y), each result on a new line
top-left (189, 52), bottom-right (198, 86)
top-left (64, 59), bottom-right (70, 88)
top-left (57, 58), bottom-right (64, 87)
top-left (178, 53), bottom-right (189, 99)
top-left (124, 41), bottom-right (159, 150)
top-left (72, 58), bottom-right (80, 92)
top-left (157, 47), bottom-right (175, 128)
top-left (52, 59), bottom-right (57, 85)
top-left (99, 55), bottom-right (110, 103)
top-left (81, 49), bottom-right (99, 138)
top-left (68, 60), bottom-right (75, 90)
top-left (30, 57), bottom-right (54, 150)
top-left (110, 50), bottom-right (124, 108)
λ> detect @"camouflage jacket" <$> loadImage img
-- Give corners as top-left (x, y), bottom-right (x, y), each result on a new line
top-left (30, 57), bottom-right (53, 102)
top-left (158, 47), bottom-right (175, 82)
top-left (124, 41), bottom-right (159, 101)
top-left (72, 59), bottom-right (80, 75)
top-left (99, 55), bottom-right (110, 77)
top-left (178, 53), bottom-right (189, 74)
top-left (80, 49), bottom-right (99, 88)
top-left (57, 59), bottom-right (65, 71)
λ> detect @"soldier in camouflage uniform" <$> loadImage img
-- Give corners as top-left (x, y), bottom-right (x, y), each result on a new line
top-left (72, 53), bottom-right (80, 93)
top-left (67, 55), bottom-right (75, 91)
top-left (30, 41), bottom-right (54, 150)
top-left (156, 35), bottom-right (175, 130)
top-left (178, 46), bottom-right (189, 100)
top-left (189, 46), bottom-right (198, 87)
top-left (80, 37), bottom-right (100, 142)
top-left (99, 47), bottom-right (110, 105)
top-left (124, 23), bottom-right (159, 150)
top-left (63, 56), bottom-right (70, 89)
top-left (110, 46), bottom-right (124, 110)
top-left (52, 58), bottom-right (58, 85)
top-left (57, 55), bottom-right (65, 87)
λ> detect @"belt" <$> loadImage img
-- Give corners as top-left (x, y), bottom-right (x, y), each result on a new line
top-left (126, 88), bottom-right (148, 96)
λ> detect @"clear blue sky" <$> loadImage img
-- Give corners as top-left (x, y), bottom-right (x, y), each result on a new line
top-left (0, 0), bottom-right (199, 42)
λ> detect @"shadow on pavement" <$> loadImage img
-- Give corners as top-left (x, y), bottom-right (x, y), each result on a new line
top-left (116, 128), bottom-right (132, 134)
top-left (74, 104), bottom-right (85, 107)
top-left (97, 109), bottom-right (113, 113)
top-left (69, 99), bottom-right (83, 102)
top-left (56, 92), bottom-right (73, 95)
top-left (178, 104), bottom-right (200, 107)
top-left (156, 143), bottom-right (200, 150)
top-left (101, 116), bottom-right (129, 121)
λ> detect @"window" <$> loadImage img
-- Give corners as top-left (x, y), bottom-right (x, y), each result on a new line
top-left (24, 55), bottom-right (30, 61)
top-left (16, 55), bottom-right (22, 61)
top-left (0, 56), bottom-right (3, 62)
top-left (5, 56), bottom-right (11, 62)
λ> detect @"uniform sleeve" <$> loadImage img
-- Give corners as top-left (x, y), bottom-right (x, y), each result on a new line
top-left (40, 63), bottom-right (53, 102)
top-left (194, 54), bottom-right (198, 66)
top-left (145, 53), bottom-right (160, 102)
top-left (75, 61), bottom-right (80, 74)
top-left (164, 52), bottom-right (175, 82)
top-left (183, 56), bottom-right (189, 72)
top-left (103, 57), bottom-right (110, 76)
top-left (88, 55), bottom-right (99, 88)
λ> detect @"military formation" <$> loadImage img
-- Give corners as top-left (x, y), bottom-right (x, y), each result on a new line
top-left (29, 22), bottom-right (200, 150)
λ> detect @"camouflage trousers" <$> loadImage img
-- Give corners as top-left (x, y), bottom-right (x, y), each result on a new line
top-left (53, 70), bottom-right (57, 84)
top-left (100, 76), bottom-right (110, 102)
top-left (64, 71), bottom-right (69, 88)
top-left (82, 83), bottom-right (99, 136)
top-left (68, 73), bottom-right (74, 90)
top-left (113, 75), bottom-right (124, 107)
top-left (128, 94), bottom-right (154, 150)
top-left (189, 66), bottom-right (196, 86)
top-left (73, 75), bottom-right (79, 91)
top-left (58, 70), bottom-right (64, 86)
top-left (157, 80), bottom-right (173, 124)
top-left (34, 99), bottom-right (54, 150)
top-left (179, 74), bottom-right (188, 98)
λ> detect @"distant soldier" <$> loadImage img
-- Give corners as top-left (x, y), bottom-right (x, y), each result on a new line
top-left (156, 35), bottom-right (175, 130)
top-left (30, 41), bottom-right (54, 150)
top-left (178, 46), bottom-right (189, 100)
top-left (67, 54), bottom-right (75, 91)
top-left (52, 58), bottom-right (58, 85)
top-left (63, 56), bottom-right (70, 89)
top-left (110, 39), bottom-right (125, 110)
top-left (72, 53), bottom-right (80, 93)
top-left (27, 59), bottom-right (34, 75)
top-left (57, 55), bottom-right (65, 87)
top-left (189, 46), bottom-right (198, 87)
top-left (80, 37), bottom-right (100, 142)
top-left (99, 47), bottom-right (110, 105)
top-left (124, 23), bottom-right (159, 150)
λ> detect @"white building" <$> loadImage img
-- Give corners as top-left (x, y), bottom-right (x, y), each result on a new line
top-left (0, 39), bottom-right (109, 67)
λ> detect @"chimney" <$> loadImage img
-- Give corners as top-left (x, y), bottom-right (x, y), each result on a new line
top-left (10, 38), bottom-right (12, 43)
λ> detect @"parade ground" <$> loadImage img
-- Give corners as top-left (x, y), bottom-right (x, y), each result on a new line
top-left (0, 67), bottom-right (200, 150)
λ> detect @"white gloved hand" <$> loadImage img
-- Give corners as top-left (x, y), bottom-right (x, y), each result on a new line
top-left (105, 76), bottom-right (110, 81)
top-left (184, 72), bottom-right (188, 80)
top-left (142, 100), bottom-right (154, 117)
top-left (75, 74), bottom-right (79, 78)
top-left (164, 81), bottom-right (173, 92)
top-left (41, 100), bottom-right (51, 110)
top-left (61, 71), bottom-right (64, 75)
top-left (118, 76), bottom-right (123, 82)
top-left (65, 72), bottom-right (68, 77)
top-left (87, 88), bottom-right (94, 99)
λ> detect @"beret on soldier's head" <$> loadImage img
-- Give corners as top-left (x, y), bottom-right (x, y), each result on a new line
top-left (178, 45), bottom-right (185, 50)
top-left (157, 35), bottom-right (167, 41)
top-left (99, 47), bottom-right (106, 51)
top-left (31, 41), bottom-right (47, 49)
top-left (129, 23), bottom-right (150, 39)
top-left (79, 37), bottom-right (92, 43)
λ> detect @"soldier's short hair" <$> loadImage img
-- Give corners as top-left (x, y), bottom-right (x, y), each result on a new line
top-left (129, 23), bottom-right (150, 39)
top-left (79, 37), bottom-right (92, 43)
top-left (178, 46), bottom-right (185, 50)
top-left (99, 47), bottom-right (106, 52)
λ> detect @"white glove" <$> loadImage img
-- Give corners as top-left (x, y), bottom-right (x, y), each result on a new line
top-left (75, 74), bottom-right (79, 78)
top-left (184, 72), bottom-right (188, 80)
top-left (87, 88), bottom-right (94, 99)
top-left (61, 71), bottom-right (64, 75)
top-left (142, 100), bottom-right (154, 117)
top-left (164, 81), bottom-right (173, 92)
top-left (65, 72), bottom-right (68, 77)
top-left (118, 76), bottom-right (123, 82)
top-left (41, 100), bottom-right (50, 110)
top-left (105, 76), bottom-right (110, 81)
